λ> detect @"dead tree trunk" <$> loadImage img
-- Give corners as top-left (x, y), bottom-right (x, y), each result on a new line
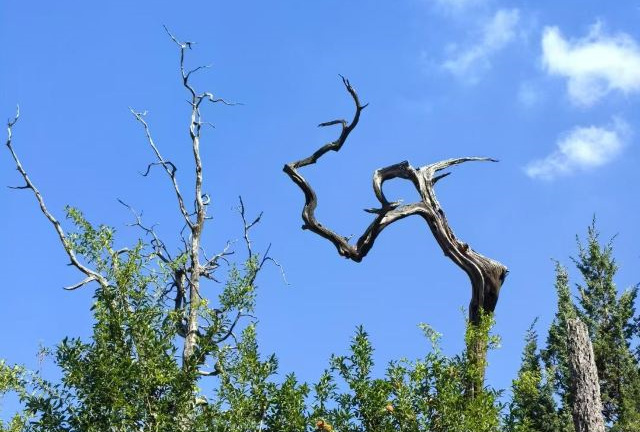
top-left (567, 318), bottom-right (605, 432)
top-left (283, 78), bottom-right (508, 392)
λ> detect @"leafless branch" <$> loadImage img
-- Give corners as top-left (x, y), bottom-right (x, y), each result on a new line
top-left (201, 241), bottom-right (234, 281)
top-left (117, 199), bottom-right (175, 263)
top-left (261, 254), bottom-right (289, 285)
top-left (129, 109), bottom-right (193, 229)
top-left (283, 79), bottom-right (508, 325)
top-left (186, 64), bottom-right (212, 80)
top-left (238, 196), bottom-right (263, 259)
top-left (5, 108), bottom-right (108, 289)
top-left (64, 276), bottom-right (97, 291)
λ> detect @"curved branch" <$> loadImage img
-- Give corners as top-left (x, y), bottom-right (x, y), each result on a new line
top-left (283, 79), bottom-right (508, 324)
top-left (288, 76), bottom-right (368, 170)
top-left (5, 109), bottom-right (108, 289)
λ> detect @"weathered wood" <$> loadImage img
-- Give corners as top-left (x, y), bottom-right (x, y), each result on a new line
top-left (567, 318), bottom-right (605, 432)
top-left (284, 78), bottom-right (507, 326)
top-left (284, 78), bottom-right (508, 392)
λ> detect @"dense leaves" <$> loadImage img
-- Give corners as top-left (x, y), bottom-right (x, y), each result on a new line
top-left (520, 221), bottom-right (640, 432)
top-left (0, 211), bottom-right (508, 431)
top-left (3, 215), bottom-right (640, 432)
top-left (505, 321), bottom-right (571, 432)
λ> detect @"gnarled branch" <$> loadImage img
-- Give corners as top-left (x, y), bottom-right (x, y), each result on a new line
top-left (283, 79), bottom-right (507, 325)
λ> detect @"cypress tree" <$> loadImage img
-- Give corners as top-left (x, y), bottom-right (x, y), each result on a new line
top-left (573, 222), bottom-right (640, 429)
top-left (542, 262), bottom-right (576, 431)
top-left (543, 221), bottom-right (640, 430)
top-left (507, 320), bottom-right (569, 432)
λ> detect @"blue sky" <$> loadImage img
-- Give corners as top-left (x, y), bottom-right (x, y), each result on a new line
top-left (2, 0), bottom-right (640, 409)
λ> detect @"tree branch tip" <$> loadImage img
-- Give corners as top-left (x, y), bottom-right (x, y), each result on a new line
top-left (116, 198), bottom-right (130, 208)
top-left (162, 25), bottom-right (192, 49)
top-left (7, 105), bottom-right (20, 127)
top-left (129, 107), bottom-right (147, 118)
top-left (64, 276), bottom-right (97, 291)
top-left (318, 119), bottom-right (345, 128)
top-left (338, 74), bottom-right (353, 89)
top-left (432, 172), bottom-right (452, 184)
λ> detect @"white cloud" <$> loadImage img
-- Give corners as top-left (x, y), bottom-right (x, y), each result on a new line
top-left (443, 9), bottom-right (520, 82)
top-left (542, 23), bottom-right (640, 106)
top-left (525, 119), bottom-right (629, 180)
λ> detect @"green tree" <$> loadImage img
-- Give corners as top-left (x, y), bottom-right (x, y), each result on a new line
top-left (309, 315), bottom-right (503, 432)
top-left (541, 262), bottom-right (577, 430)
top-left (543, 221), bottom-right (640, 431)
top-left (573, 222), bottom-right (640, 429)
top-left (506, 320), bottom-right (570, 432)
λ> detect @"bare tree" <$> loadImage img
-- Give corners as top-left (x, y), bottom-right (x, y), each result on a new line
top-left (284, 77), bottom-right (508, 390)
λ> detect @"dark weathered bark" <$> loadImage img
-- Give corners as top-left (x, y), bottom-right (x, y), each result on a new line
top-left (567, 318), bottom-right (605, 432)
top-left (284, 77), bottom-right (507, 389)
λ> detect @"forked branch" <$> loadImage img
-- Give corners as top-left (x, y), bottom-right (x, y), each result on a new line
top-left (129, 27), bottom-right (242, 366)
top-left (283, 79), bottom-right (507, 325)
top-left (129, 109), bottom-right (193, 229)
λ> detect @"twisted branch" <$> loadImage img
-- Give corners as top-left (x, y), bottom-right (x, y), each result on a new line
top-left (283, 79), bottom-right (507, 324)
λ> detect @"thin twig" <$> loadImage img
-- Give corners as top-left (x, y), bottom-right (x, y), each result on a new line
top-left (129, 109), bottom-right (194, 229)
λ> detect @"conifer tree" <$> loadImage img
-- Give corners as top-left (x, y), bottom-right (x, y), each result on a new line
top-left (543, 222), bottom-right (640, 431)
top-left (573, 222), bottom-right (640, 429)
top-left (542, 262), bottom-right (576, 428)
top-left (507, 320), bottom-right (570, 432)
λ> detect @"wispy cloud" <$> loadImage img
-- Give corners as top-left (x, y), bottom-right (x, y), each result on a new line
top-left (542, 22), bottom-right (640, 106)
top-left (525, 119), bottom-right (629, 180)
top-left (517, 81), bottom-right (543, 108)
top-left (430, 0), bottom-right (486, 13)
top-left (443, 8), bottom-right (520, 82)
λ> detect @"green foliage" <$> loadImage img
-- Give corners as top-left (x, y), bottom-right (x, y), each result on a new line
top-left (506, 321), bottom-right (570, 432)
top-left (535, 220), bottom-right (640, 431)
top-left (573, 223), bottom-right (640, 427)
top-left (541, 262), bottom-right (576, 425)
top-left (311, 315), bottom-right (503, 432)
top-left (0, 362), bottom-right (28, 432)
top-left (0, 208), bottom-right (506, 431)
top-left (0, 210), bottom-right (291, 432)
top-left (5, 200), bottom-right (639, 432)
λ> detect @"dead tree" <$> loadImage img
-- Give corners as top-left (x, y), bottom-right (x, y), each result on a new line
top-left (567, 318), bottom-right (606, 432)
top-left (284, 77), bottom-right (508, 389)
